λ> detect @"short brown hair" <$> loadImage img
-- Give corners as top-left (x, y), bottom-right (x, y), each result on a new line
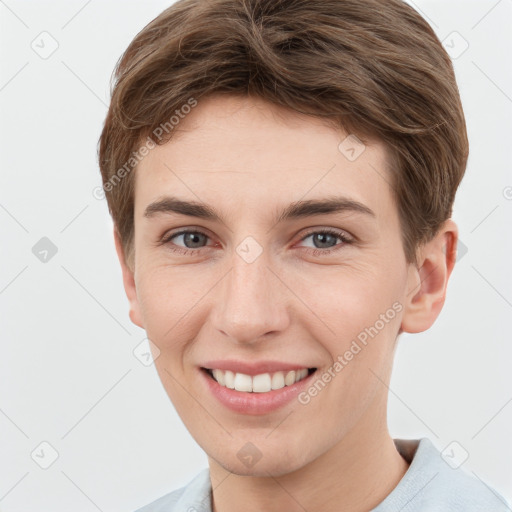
top-left (98, 0), bottom-right (468, 270)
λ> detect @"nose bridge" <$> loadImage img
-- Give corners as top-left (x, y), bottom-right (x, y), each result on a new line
top-left (212, 246), bottom-right (289, 344)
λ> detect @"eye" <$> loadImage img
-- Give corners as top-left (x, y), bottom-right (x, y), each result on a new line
top-left (297, 228), bottom-right (353, 255)
top-left (159, 227), bottom-right (353, 257)
top-left (160, 229), bottom-right (212, 255)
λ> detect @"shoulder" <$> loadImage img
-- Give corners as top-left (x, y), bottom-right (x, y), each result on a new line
top-left (133, 468), bottom-right (212, 512)
top-left (374, 438), bottom-right (511, 512)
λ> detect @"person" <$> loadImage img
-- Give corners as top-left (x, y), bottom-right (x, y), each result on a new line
top-left (98, 0), bottom-right (510, 510)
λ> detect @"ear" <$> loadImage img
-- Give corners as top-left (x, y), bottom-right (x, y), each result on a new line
top-left (401, 219), bottom-right (458, 333)
top-left (113, 227), bottom-right (144, 329)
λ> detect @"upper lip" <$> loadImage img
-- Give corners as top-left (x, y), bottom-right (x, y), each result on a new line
top-left (201, 360), bottom-right (314, 376)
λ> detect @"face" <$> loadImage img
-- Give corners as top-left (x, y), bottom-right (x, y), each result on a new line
top-left (116, 94), bottom-right (452, 477)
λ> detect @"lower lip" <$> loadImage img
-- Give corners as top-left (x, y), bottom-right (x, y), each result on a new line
top-left (200, 369), bottom-right (316, 415)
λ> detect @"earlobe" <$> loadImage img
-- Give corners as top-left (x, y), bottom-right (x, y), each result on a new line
top-left (400, 219), bottom-right (458, 334)
top-left (113, 227), bottom-right (145, 329)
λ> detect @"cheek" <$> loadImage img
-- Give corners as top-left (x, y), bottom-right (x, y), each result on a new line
top-left (135, 266), bottom-right (208, 355)
top-left (297, 261), bottom-right (403, 335)
top-left (298, 262), bottom-right (405, 396)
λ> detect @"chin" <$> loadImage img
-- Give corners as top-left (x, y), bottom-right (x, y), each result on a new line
top-left (209, 443), bottom-right (313, 478)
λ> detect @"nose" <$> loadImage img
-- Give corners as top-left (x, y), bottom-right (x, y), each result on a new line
top-left (210, 251), bottom-right (290, 345)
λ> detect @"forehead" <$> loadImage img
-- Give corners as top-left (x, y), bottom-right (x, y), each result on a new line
top-left (134, 94), bottom-right (396, 225)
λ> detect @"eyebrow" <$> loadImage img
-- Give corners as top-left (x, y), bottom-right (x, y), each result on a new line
top-left (143, 195), bottom-right (376, 223)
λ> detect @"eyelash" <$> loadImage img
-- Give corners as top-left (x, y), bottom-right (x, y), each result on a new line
top-left (159, 228), bottom-right (353, 257)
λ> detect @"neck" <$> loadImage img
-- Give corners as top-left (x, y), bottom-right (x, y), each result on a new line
top-left (208, 398), bottom-right (409, 512)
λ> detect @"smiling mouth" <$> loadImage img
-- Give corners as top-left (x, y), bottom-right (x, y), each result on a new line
top-left (202, 367), bottom-right (317, 393)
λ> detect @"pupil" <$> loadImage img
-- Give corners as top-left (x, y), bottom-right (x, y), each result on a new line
top-left (315, 233), bottom-right (335, 249)
top-left (185, 232), bottom-right (205, 248)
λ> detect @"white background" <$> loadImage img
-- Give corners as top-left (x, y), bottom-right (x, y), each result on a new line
top-left (1, 0), bottom-right (511, 510)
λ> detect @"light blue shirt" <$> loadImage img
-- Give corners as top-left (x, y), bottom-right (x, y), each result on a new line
top-left (134, 438), bottom-right (511, 511)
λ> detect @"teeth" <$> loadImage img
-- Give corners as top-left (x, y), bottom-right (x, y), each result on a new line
top-left (212, 369), bottom-right (225, 386)
top-left (284, 370), bottom-right (296, 386)
top-left (252, 373), bottom-right (271, 393)
top-left (209, 368), bottom-right (311, 392)
top-left (296, 368), bottom-right (308, 382)
top-left (271, 371), bottom-right (285, 390)
top-left (234, 373), bottom-right (252, 392)
top-left (224, 370), bottom-right (235, 389)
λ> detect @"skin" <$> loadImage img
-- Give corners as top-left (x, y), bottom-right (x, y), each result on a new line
top-left (115, 94), bottom-right (458, 512)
